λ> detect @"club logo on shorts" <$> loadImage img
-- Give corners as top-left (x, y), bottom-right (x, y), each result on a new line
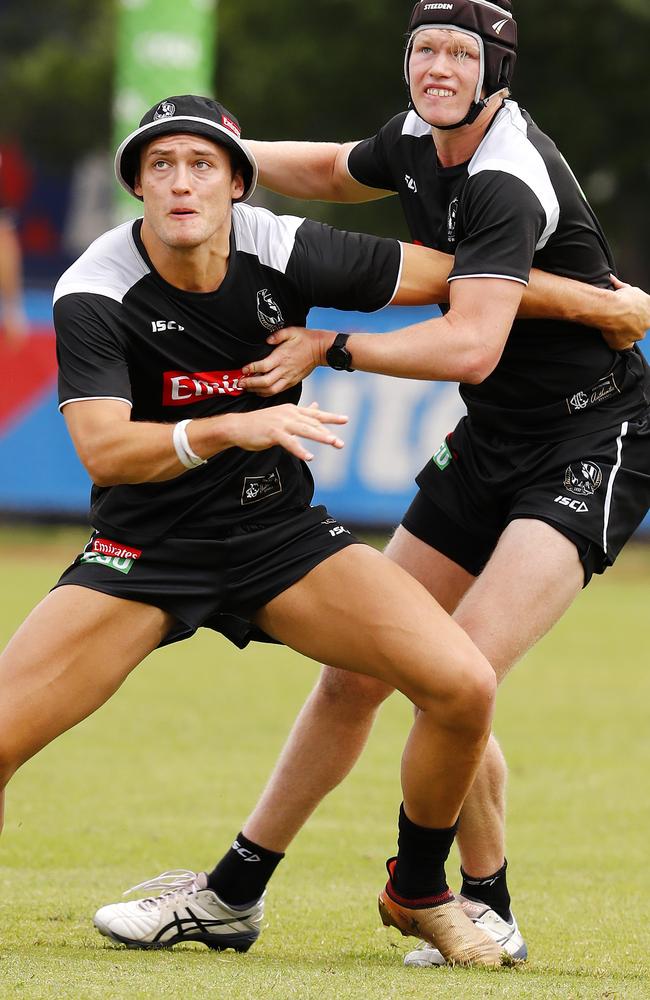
top-left (80, 536), bottom-right (142, 575)
top-left (564, 461), bottom-right (603, 497)
top-left (163, 370), bottom-right (245, 405)
top-left (241, 468), bottom-right (283, 505)
top-left (153, 101), bottom-right (176, 120)
top-left (256, 289), bottom-right (284, 333)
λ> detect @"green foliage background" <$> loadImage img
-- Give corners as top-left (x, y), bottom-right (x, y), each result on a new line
top-left (0, 0), bottom-right (648, 283)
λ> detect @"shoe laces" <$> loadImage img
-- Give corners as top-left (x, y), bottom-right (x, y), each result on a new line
top-left (124, 868), bottom-right (203, 910)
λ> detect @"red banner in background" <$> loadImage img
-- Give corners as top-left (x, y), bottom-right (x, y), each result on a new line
top-left (0, 328), bottom-right (58, 434)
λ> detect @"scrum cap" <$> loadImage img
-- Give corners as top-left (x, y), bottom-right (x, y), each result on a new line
top-left (114, 95), bottom-right (258, 203)
top-left (405, 0), bottom-right (518, 128)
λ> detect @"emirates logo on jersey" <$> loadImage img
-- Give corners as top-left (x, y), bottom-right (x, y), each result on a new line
top-left (163, 369), bottom-right (245, 406)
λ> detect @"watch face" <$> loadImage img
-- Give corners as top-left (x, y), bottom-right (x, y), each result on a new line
top-left (326, 346), bottom-right (351, 370)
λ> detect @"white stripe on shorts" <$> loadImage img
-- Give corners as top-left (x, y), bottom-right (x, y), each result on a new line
top-left (602, 421), bottom-right (629, 555)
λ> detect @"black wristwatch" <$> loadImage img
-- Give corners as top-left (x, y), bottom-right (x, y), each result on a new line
top-left (325, 333), bottom-right (354, 372)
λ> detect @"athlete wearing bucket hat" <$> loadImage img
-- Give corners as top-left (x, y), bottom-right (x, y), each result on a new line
top-left (115, 94), bottom-right (258, 202)
top-left (198, 0), bottom-right (650, 968)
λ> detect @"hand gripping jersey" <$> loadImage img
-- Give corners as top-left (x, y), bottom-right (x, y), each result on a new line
top-left (348, 100), bottom-right (650, 439)
top-left (54, 206), bottom-right (401, 543)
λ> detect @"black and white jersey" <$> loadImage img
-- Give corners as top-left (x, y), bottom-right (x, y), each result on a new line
top-left (348, 100), bottom-right (650, 438)
top-left (54, 207), bottom-right (401, 542)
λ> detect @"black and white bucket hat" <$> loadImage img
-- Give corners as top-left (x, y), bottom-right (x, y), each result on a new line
top-left (114, 94), bottom-right (258, 203)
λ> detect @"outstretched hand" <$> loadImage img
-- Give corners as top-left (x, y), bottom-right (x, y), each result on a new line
top-left (231, 402), bottom-right (347, 461)
top-left (240, 327), bottom-right (335, 396)
top-left (602, 276), bottom-right (650, 351)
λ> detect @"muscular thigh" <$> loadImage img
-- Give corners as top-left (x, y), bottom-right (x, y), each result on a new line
top-left (0, 585), bottom-right (173, 772)
top-left (255, 544), bottom-right (484, 709)
top-left (453, 518), bottom-right (584, 682)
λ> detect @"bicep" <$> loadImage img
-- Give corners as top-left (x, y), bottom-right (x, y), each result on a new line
top-left (332, 142), bottom-right (394, 203)
top-left (392, 243), bottom-right (453, 306)
top-left (63, 398), bottom-right (132, 464)
top-left (449, 277), bottom-right (525, 365)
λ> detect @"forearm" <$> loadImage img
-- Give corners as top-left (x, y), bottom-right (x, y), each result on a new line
top-left (521, 269), bottom-right (614, 327)
top-left (0, 225), bottom-right (24, 308)
top-left (333, 315), bottom-right (487, 384)
top-left (246, 139), bottom-right (377, 203)
top-left (75, 414), bottom-right (237, 486)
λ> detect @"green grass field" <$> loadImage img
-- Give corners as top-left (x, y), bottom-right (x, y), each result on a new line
top-left (0, 526), bottom-right (649, 999)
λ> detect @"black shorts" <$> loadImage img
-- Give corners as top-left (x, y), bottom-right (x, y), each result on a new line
top-left (54, 505), bottom-right (360, 648)
top-left (404, 414), bottom-right (650, 586)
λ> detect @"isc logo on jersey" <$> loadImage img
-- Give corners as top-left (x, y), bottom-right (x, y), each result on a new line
top-left (163, 370), bottom-right (245, 405)
top-left (151, 320), bottom-right (185, 332)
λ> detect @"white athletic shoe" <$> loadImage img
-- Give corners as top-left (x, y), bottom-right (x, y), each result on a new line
top-left (93, 869), bottom-right (264, 951)
top-left (403, 895), bottom-right (527, 967)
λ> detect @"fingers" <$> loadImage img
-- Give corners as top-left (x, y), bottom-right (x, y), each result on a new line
top-left (298, 404), bottom-right (348, 425)
top-left (609, 274), bottom-right (627, 290)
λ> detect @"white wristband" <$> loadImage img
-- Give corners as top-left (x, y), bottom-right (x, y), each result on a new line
top-left (172, 419), bottom-right (207, 469)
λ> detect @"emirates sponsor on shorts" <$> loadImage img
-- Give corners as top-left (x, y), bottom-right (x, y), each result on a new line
top-left (92, 537), bottom-right (142, 560)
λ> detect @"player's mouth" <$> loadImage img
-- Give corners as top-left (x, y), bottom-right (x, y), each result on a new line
top-left (425, 87), bottom-right (455, 98)
top-left (170, 208), bottom-right (198, 217)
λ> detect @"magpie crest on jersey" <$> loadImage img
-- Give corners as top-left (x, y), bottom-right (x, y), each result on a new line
top-left (54, 205), bottom-right (402, 544)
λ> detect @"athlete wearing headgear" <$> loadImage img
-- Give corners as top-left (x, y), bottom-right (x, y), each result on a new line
top-left (404, 0), bottom-right (517, 127)
top-left (143, 3), bottom-right (650, 971)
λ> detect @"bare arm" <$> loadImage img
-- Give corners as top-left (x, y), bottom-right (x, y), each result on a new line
top-left (246, 139), bottom-right (392, 203)
top-left (63, 399), bottom-right (348, 486)
top-left (0, 219), bottom-right (27, 343)
top-left (396, 243), bottom-right (650, 348)
top-left (240, 278), bottom-right (524, 396)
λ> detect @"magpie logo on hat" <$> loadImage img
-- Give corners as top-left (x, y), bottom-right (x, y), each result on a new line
top-left (114, 94), bottom-right (258, 203)
top-left (153, 100), bottom-right (177, 120)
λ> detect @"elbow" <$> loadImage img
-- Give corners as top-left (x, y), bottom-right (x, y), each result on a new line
top-left (456, 349), bottom-right (500, 385)
top-left (84, 458), bottom-right (118, 487)
top-left (78, 443), bottom-right (123, 487)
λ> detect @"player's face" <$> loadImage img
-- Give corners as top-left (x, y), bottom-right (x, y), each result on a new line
top-left (135, 134), bottom-right (245, 250)
top-left (409, 28), bottom-right (481, 127)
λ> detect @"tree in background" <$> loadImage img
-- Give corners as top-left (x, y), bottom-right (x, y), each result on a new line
top-left (0, 0), bottom-right (648, 284)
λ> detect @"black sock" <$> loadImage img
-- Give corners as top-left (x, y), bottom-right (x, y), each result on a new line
top-left (207, 832), bottom-right (284, 906)
top-left (460, 858), bottom-right (511, 922)
top-left (391, 804), bottom-right (456, 904)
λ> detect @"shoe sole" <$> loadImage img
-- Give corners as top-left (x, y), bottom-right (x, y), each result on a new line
top-left (95, 923), bottom-right (258, 953)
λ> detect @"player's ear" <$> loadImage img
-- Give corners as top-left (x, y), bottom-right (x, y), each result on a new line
top-left (134, 172), bottom-right (143, 198)
top-left (231, 169), bottom-right (245, 201)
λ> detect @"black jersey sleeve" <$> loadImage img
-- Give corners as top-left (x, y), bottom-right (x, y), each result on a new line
top-left (346, 114), bottom-right (406, 191)
top-left (286, 219), bottom-right (402, 313)
top-left (55, 293), bottom-right (133, 410)
top-left (450, 170), bottom-right (548, 286)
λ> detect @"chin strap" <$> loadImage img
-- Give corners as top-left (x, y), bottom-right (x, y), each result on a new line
top-left (434, 97), bottom-right (488, 131)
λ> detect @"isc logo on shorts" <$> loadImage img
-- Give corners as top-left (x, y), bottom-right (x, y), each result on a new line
top-left (163, 369), bottom-right (245, 405)
top-left (554, 495), bottom-right (589, 514)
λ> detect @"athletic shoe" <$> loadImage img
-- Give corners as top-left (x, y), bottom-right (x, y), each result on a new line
top-left (93, 869), bottom-right (264, 951)
top-left (378, 860), bottom-right (505, 967)
top-left (403, 894), bottom-right (527, 967)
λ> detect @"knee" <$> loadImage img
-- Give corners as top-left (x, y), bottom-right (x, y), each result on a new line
top-left (423, 655), bottom-right (497, 741)
top-left (315, 665), bottom-right (393, 718)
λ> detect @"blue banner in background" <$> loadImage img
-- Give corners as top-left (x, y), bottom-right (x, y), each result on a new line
top-left (1, 295), bottom-right (649, 535)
